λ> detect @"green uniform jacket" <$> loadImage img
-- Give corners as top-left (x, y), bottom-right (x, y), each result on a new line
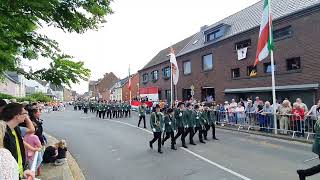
top-left (150, 112), bottom-right (164, 132)
top-left (184, 109), bottom-right (194, 128)
top-left (200, 111), bottom-right (208, 125)
top-left (207, 110), bottom-right (215, 125)
top-left (174, 109), bottom-right (185, 128)
top-left (164, 114), bottom-right (175, 132)
top-left (193, 111), bottom-right (203, 127)
top-left (139, 105), bottom-right (146, 116)
top-left (312, 119), bottom-right (320, 155)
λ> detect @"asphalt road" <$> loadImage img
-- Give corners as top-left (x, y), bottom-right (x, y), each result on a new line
top-left (43, 107), bottom-right (320, 180)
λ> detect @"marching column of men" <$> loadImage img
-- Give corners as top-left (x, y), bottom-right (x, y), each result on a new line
top-left (73, 100), bottom-right (131, 120)
top-left (147, 101), bottom-right (219, 154)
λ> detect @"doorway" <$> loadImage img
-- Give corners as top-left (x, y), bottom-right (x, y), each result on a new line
top-left (182, 88), bottom-right (192, 101)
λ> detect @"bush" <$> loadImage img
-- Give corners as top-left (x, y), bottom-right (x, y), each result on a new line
top-left (0, 93), bottom-right (14, 100)
top-left (17, 97), bottom-right (37, 103)
top-left (28, 92), bottom-right (52, 102)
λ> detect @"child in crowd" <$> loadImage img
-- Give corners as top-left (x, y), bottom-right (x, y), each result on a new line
top-left (24, 122), bottom-right (43, 170)
top-left (43, 139), bottom-right (68, 166)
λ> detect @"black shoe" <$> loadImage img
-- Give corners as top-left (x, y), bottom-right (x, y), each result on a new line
top-left (204, 138), bottom-right (208, 141)
top-left (171, 145), bottom-right (177, 150)
top-left (144, 127), bottom-right (146, 129)
top-left (149, 141), bottom-right (153, 149)
top-left (213, 137), bottom-right (219, 140)
top-left (158, 150), bottom-right (163, 154)
top-left (182, 145), bottom-right (188, 148)
top-left (190, 142), bottom-right (196, 145)
top-left (297, 170), bottom-right (305, 180)
top-left (161, 140), bottom-right (165, 146)
top-left (200, 140), bottom-right (206, 144)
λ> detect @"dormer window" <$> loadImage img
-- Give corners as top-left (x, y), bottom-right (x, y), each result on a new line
top-left (206, 29), bottom-right (223, 42)
top-left (204, 23), bottom-right (228, 43)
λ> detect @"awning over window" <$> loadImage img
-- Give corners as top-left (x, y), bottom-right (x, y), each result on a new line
top-left (224, 84), bottom-right (319, 93)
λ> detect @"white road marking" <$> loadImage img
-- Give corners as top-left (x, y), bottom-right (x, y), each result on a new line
top-left (108, 119), bottom-right (252, 180)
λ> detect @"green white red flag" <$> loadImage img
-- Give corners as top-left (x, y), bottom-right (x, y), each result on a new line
top-left (254, 0), bottom-right (274, 66)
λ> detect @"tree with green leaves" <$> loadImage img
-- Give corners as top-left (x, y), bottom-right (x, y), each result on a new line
top-left (0, 0), bottom-right (113, 86)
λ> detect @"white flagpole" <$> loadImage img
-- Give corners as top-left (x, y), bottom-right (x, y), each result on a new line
top-left (269, 0), bottom-right (278, 134)
top-left (170, 62), bottom-right (173, 108)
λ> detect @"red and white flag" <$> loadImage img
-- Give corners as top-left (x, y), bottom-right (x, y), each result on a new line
top-left (254, 0), bottom-right (274, 66)
top-left (169, 47), bottom-right (179, 85)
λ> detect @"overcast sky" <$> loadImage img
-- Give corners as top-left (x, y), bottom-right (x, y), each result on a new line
top-left (32, 0), bottom-right (261, 94)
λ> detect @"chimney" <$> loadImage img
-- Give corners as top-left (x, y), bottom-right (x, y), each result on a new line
top-left (200, 25), bottom-right (208, 31)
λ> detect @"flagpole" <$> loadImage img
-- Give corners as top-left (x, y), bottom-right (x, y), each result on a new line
top-left (170, 62), bottom-right (173, 108)
top-left (269, 0), bottom-right (278, 134)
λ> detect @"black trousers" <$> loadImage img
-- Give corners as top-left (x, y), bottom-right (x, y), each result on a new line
top-left (128, 110), bottom-right (131, 117)
top-left (74, 106), bottom-right (77, 110)
top-left (163, 131), bottom-right (175, 146)
top-left (204, 123), bottom-right (217, 139)
top-left (125, 110), bottom-right (129, 118)
top-left (299, 162), bottom-right (320, 180)
top-left (194, 127), bottom-right (204, 141)
top-left (118, 110), bottom-right (122, 118)
top-left (98, 111), bottom-right (103, 118)
top-left (107, 111), bottom-right (112, 119)
top-left (138, 115), bottom-right (146, 128)
top-left (150, 132), bottom-right (162, 151)
top-left (96, 110), bottom-right (99, 117)
top-left (187, 127), bottom-right (195, 143)
top-left (83, 108), bottom-right (88, 114)
top-left (174, 127), bottom-right (186, 145)
top-left (113, 110), bottom-right (117, 118)
top-left (102, 111), bottom-right (106, 119)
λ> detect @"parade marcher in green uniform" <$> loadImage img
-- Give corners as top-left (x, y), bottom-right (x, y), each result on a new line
top-left (124, 102), bottom-right (129, 118)
top-left (208, 104), bottom-right (219, 140)
top-left (138, 101), bottom-right (147, 128)
top-left (102, 101), bottom-right (107, 119)
top-left (98, 102), bottom-right (104, 119)
top-left (202, 105), bottom-right (210, 141)
top-left (193, 104), bottom-right (206, 144)
top-left (128, 103), bottom-right (132, 117)
top-left (162, 108), bottom-right (177, 150)
top-left (185, 103), bottom-right (196, 145)
top-left (297, 113), bottom-right (320, 180)
top-left (107, 101), bottom-right (113, 119)
top-left (149, 104), bottom-right (164, 154)
top-left (112, 102), bottom-right (117, 118)
top-left (118, 102), bottom-right (122, 118)
top-left (96, 101), bottom-right (100, 117)
top-left (173, 102), bottom-right (188, 148)
top-left (83, 101), bottom-right (89, 114)
top-left (73, 101), bottom-right (77, 111)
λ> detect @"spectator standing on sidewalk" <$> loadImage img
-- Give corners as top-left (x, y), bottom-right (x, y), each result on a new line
top-left (296, 98), bottom-right (309, 115)
top-left (306, 100), bottom-right (320, 133)
top-left (30, 108), bottom-right (46, 145)
top-left (0, 121), bottom-right (35, 180)
top-left (292, 103), bottom-right (305, 137)
top-left (278, 100), bottom-right (292, 134)
top-left (245, 100), bottom-right (256, 126)
top-left (2, 103), bottom-right (35, 178)
top-left (235, 103), bottom-right (246, 126)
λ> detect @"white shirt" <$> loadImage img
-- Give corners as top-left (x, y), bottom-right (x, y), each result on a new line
top-left (0, 148), bottom-right (19, 180)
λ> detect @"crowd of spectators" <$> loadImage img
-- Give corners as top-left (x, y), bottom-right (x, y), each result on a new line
top-left (0, 99), bottom-right (68, 180)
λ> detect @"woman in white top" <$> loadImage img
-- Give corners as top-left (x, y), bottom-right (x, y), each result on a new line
top-left (0, 121), bottom-right (34, 180)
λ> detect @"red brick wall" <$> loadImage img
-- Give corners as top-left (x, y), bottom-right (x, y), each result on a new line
top-left (122, 73), bottom-right (139, 101)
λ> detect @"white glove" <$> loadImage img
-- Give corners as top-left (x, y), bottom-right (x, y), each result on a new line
top-left (169, 122), bottom-right (172, 125)
top-left (152, 128), bottom-right (156, 132)
top-left (186, 125), bottom-right (189, 128)
top-left (196, 117), bottom-right (199, 119)
top-left (138, 114), bottom-right (141, 116)
top-left (179, 113), bottom-right (182, 117)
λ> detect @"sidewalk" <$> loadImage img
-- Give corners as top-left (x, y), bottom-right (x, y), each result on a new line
top-left (37, 134), bottom-right (85, 180)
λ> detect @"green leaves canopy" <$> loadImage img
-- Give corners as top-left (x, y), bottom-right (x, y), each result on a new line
top-left (0, 0), bottom-right (113, 86)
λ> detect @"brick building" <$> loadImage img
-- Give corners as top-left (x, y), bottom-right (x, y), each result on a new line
top-left (139, 0), bottom-right (320, 107)
top-left (91, 72), bottom-right (119, 101)
top-left (122, 73), bottom-right (139, 101)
